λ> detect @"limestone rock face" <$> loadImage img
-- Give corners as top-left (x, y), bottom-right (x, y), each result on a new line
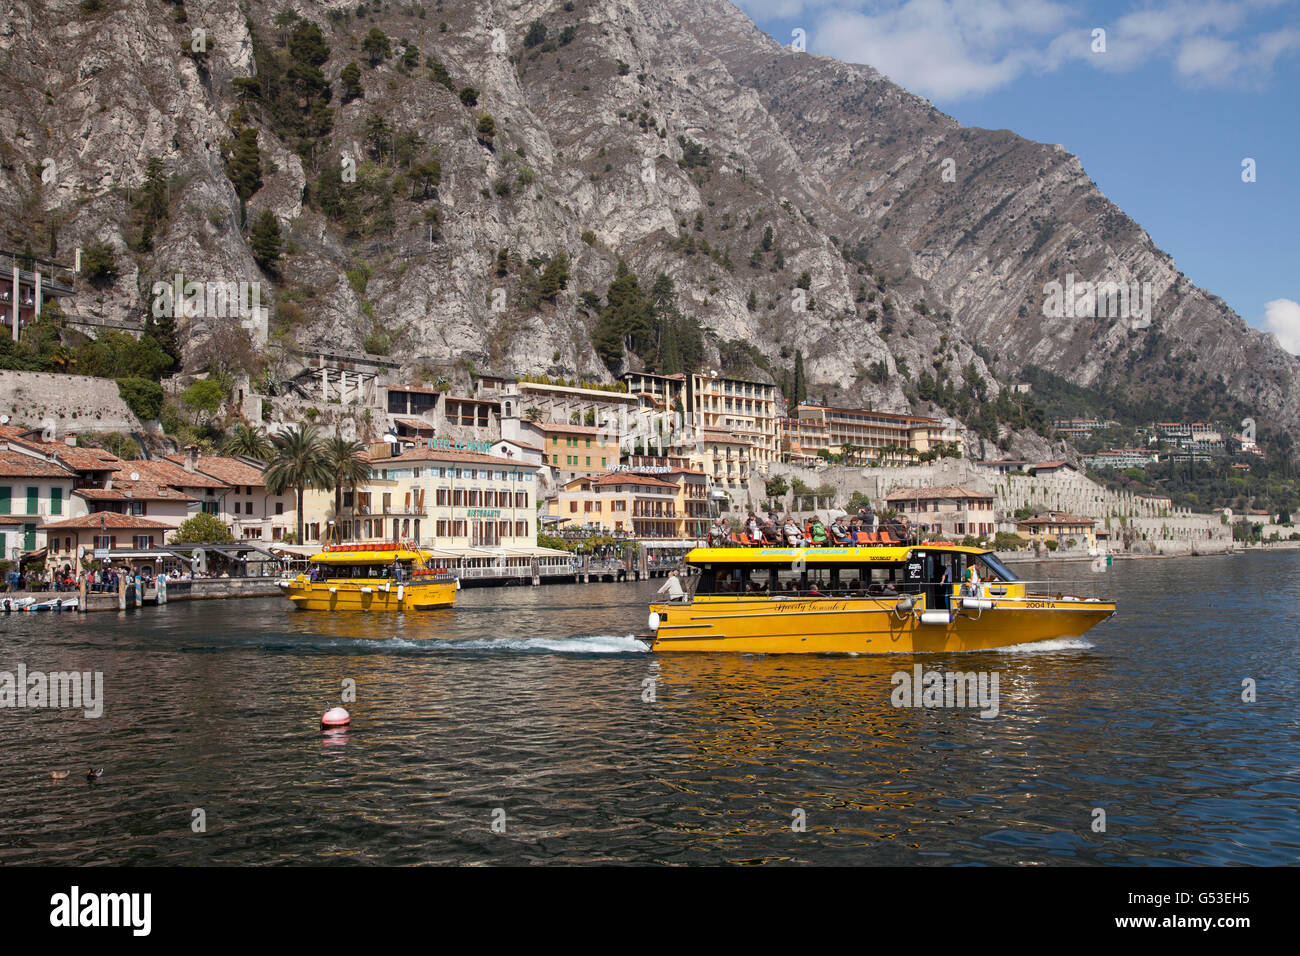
top-left (2, 0), bottom-right (1294, 448)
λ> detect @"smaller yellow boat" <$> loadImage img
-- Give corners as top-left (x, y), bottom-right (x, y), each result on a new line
top-left (282, 543), bottom-right (457, 611)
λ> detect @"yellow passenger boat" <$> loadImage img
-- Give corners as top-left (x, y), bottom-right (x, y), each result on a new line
top-left (282, 543), bottom-right (457, 611)
top-left (646, 544), bottom-right (1114, 653)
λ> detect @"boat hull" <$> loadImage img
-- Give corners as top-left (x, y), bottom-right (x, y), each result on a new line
top-left (647, 595), bottom-right (1115, 653)
top-left (285, 579), bottom-right (456, 611)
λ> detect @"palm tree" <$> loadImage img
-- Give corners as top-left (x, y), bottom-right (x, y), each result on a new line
top-left (322, 434), bottom-right (372, 539)
top-left (263, 424), bottom-right (331, 545)
top-left (220, 423), bottom-right (274, 461)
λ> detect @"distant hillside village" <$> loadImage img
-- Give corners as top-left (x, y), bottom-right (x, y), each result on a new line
top-left (3, 353), bottom-right (1285, 578)
top-left (0, 254), bottom-right (1285, 575)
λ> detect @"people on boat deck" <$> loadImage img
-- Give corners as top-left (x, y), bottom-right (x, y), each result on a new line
top-left (656, 570), bottom-right (686, 602)
top-left (809, 517), bottom-right (828, 545)
top-left (707, 517), bottom-right (728, 547)
top-left (962, 562), bottom-right (982, 596)
top-left (760, 515), bottom-right (781, 543)
top-left (782, 516), bottom-right (804, 547)
top-left (746, 512), bottom-right (761, 540)
top-left (829, 517), bottom-right (852, 544)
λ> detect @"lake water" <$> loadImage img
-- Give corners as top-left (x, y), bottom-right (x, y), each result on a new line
top-left (1, 550), bottom-right (1297, 865)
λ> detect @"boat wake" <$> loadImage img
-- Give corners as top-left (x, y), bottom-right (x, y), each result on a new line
top-left (997, 636), bottom-right (1096, 654)
top-left (441, 633), bottom-right (650, 654)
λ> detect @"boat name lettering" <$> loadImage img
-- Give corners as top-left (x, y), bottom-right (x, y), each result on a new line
top-left (778, 601), bottom-right (847, 613)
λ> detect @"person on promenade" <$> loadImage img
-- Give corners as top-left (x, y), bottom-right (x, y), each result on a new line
top-left (656, 570), bottom-right (686, 602)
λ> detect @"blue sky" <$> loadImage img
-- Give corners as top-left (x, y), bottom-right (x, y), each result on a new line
top-left (734, 0), bottom-right (1300, 352)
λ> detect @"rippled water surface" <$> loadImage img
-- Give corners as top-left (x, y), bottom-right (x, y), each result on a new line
top-left (1, 551), bottom-right (1297, 865)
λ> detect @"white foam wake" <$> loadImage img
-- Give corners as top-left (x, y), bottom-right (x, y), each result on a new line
top-left (996, 636), bottom-right (1096, 653)
top-left (446, 633), bottom-right (650, 654)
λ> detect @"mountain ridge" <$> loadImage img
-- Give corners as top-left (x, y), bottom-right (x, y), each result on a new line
top-left (1, 0), bottom-right (1294, 454)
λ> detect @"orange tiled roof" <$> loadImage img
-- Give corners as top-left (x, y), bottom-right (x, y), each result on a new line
top-left (128, 458), bottom-right (228, 489)
top-left (38, 512), bottom-right (175, 531)
top-left (0, 450), bottom-right (76, 478)
top-left (77, 483), bottom-right (197, 503)
top-left (164, 455), bottom-right (265, 487)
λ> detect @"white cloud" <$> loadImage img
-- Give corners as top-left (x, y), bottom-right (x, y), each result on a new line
top-left (1264, 298), bottom-right (1300, 355)
top-left (810, 0), bottom-right (1072, 100)
top-left (733, 0), bottom-right (1300, 99)
top-left (1175, 26), bottom-right (1300, 83)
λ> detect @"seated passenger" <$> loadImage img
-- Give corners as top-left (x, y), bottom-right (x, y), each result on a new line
top-left (760, 517), bottom-right (781, 544)
top-left (829, 518), bottom-right (852, 544)
top-left (782, 517), bottom-right (804, 547)
top-left (809, 518), bottom-right (828, 545)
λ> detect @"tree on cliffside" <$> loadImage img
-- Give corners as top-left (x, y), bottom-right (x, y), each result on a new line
top-left (362, 27), bottom-right (391, 66)
top-left (592, 260), bottom-right (652, 371)
top-left (249, 210), bottom-right (282, 274)
top-left (225, 127), bottom-right (262, 215)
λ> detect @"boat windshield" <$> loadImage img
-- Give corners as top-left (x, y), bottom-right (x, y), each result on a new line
top-left (974, 553), bottom-right (1019, 583)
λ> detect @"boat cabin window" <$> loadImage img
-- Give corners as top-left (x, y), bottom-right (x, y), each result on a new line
top-left (972, 553), bottom-right (1018, 583)
top-left (698, 561), bottom-right (911, 596)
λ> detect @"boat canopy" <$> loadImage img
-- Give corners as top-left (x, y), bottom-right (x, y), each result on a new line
top-left (309, 548), bottom-right (434, 564)
top-left (684, 544), bottom-right (993, 565)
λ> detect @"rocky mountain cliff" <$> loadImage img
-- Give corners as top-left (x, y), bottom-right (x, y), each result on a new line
top-left (3, 0), bottom-right (1295, 452)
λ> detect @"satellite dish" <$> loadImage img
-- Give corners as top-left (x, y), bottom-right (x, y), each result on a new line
top-left (130, 472), bottom-right (140, 481)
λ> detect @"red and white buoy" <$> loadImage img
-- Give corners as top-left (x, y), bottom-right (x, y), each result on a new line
top-left (321, 706), bottom-right (350, 728)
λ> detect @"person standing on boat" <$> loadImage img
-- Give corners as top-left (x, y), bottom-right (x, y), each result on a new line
top-left (657, 570), bottom-right (686, 602)
top-left (962, 561), bottom-right (981, 596)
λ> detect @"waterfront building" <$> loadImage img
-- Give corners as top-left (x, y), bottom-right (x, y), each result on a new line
top-left (620, 371), bottom-right (687, 414)
top-left (683, 373), bottom-right (779, 463)
top-left (780, 403), bottom-right (961, 464)
top-left (682, 427), bottom-right (753, 500)
top-left (1016, 512), bottom-right (1097, 549)
top-left (300, 442), bottom-right (540, 551)
top-left (37, 511), bottom-right (176, 565)
top-left (161, 451), bottom-right (294, 541)
top-left (1081, 448), bottom-right (1159, 470)
top-left (546, 473), bottom-right (682, 539)
top-left (1052, 417), bottom-right (1111, 438)
top-left (0, 449), bottom-right (77, 558)
top-left (884, 485), bottom-right (996, 538)
top-left (524, 421), bottom-right (620, 485)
